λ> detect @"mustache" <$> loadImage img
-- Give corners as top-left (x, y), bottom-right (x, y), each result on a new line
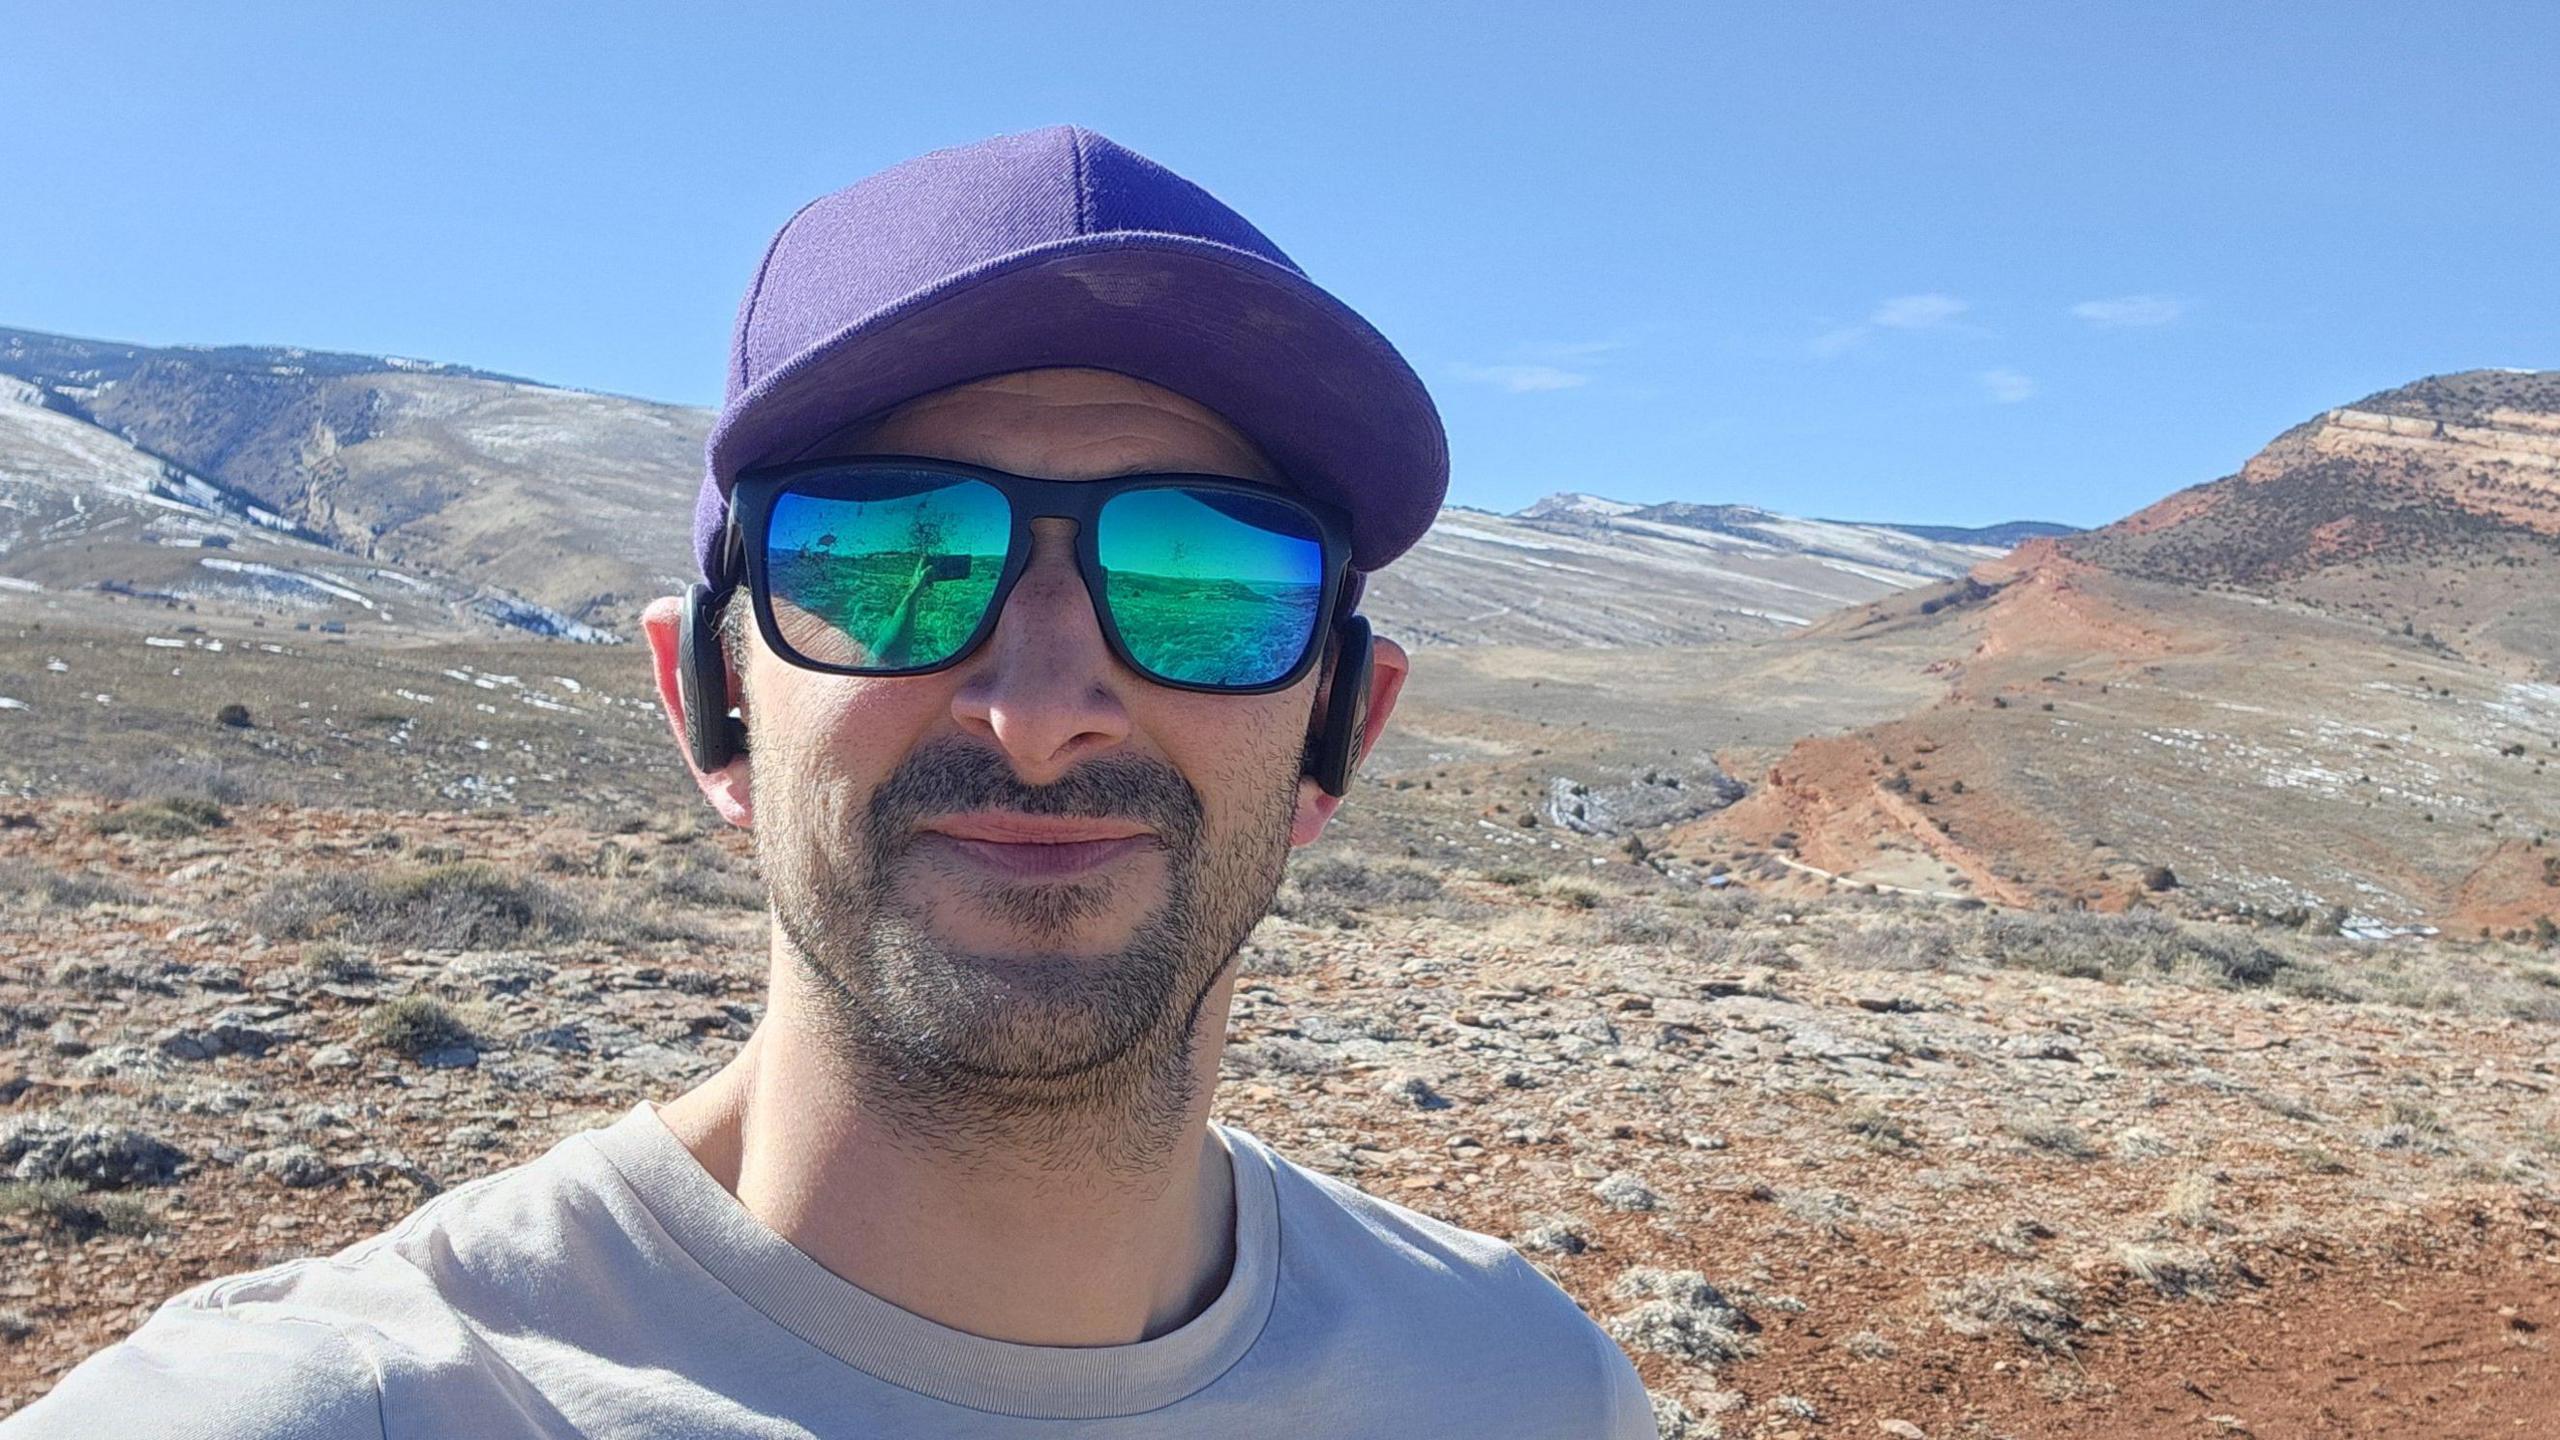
top-left (864, 737), bottom-right (1205, 849)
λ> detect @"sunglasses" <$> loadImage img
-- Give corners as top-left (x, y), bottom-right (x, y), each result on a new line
top-left (721, 456), bottom-right (1355, 694)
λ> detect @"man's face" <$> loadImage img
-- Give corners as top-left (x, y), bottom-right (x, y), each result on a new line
top-left (651, 368), bottom-right (1391, 1146)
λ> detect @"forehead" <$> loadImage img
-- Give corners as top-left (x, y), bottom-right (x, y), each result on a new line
top-left (810, 367), bottom-right (1284, 485)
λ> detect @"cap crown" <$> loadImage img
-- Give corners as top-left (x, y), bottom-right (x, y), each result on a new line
top-left (731, 128), bottom-right (1298, 402)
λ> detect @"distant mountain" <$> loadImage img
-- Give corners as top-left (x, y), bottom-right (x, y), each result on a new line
top-left (1364, 493), bottom-right (2015, 647)
top-left (1868, 519), bottom-right (2081, 547)
top-left (1681, 368), bottom-right (2560, 938)
top-left (0, 326), bottom-right (537, 394)
top-left (1515, 491), bottom-right (1643, 521)
top-left (0, 325), bottom-right (704, 640)
top-left (0, 323), bottom-right (2075, 651)
top-left (0, 376), bottom-right (615, 642)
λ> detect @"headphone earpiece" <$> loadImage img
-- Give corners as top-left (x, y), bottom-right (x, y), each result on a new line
top-left (1305, 613), bottom-right (1373, 799)
top-left (678, 582), bottom-right (749, 772)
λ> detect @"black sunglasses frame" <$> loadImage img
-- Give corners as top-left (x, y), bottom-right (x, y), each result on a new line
top-left (718, 455), bottom-right (1357, 696)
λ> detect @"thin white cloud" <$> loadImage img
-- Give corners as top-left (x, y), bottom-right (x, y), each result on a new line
top-left (1981, 368), bottom-right (2036, 403)
top-left (1450, 362), bottom-right (1592, 393)
top-left (1873, 293), bottom-right (1968, 330)
top-left (2071, 294), bottom-right (2188, 328)
top-left (1516, 338), bottom-right (1627, 362)
top-left (1807, 325), bottom-right (1869, 359)
top-left (1809, 293), bottom-right (1970, 357)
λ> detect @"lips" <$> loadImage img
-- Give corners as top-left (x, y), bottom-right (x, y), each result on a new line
top-left (925, 814), bottom-right (1154, 845)
top-left (917, 813), bottom-right (1159, 881)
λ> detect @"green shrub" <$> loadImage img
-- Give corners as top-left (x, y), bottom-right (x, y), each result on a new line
top-left (650, 852), bottom-right (765, 910)
top-left (1541, 879), bottom-right (1603, 910)
top-left (1275, 855), bottom-right (1447, 929)
top-left (298, 940), bottom-right (378, 984)
top-left (0, 1179), bottom-right (154, 1237)
top-left (0, 860), bottom-right (140, 909)
top-left (252, 863), bottom-right (585, 950)
top-left (89, 796), bottom-right (226, 839)
top-left (2004, 1116), bottom-right (2098, 1160)
top-left (361, 996), bottom-right (477, 1057)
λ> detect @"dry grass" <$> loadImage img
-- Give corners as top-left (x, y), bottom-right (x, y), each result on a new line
top-left (0, 860), bottom-right (141, 910)
top-left (1932, 1266), bottom-right (2084, 1352)
top-left (1842, 1105), bottom-right (1918, 1154)
top-left (2116, 1241), bottom-right (2223, 1299)
top-left (360, 996), bottom-right (479, 1057)
top-left (2157, 1171), bottom-right (2228, 1233)
top-left (86, 796), bottom-right (225, 839)
top-left (0, 1180), bottom-right (154, 1238)
top-left (2003, 1115), bottom-right (2099, 1160)
top-left (252, 862), bottom-right (587, 950)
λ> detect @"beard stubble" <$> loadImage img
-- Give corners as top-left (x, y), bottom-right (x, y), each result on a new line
top-left (755, 734), bottom-right (1296, 1174)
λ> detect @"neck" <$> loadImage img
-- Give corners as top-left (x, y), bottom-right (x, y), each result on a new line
top-left (656, 948), bottom-right (1241, 1347)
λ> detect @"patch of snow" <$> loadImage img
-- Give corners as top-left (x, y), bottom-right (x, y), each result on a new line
top-left (470, 592), bottom-right (621, 644)
top-left (1430, 523), bottom-right (1563, 552)
top-left (197, 557), bottom-right (377, 608)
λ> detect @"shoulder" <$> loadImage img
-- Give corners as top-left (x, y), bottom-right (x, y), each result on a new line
top-left (1245, 1126), bottom-right (1537, 1283)
top-left (0, 1282), bottom-right (386, 1439)
top-left (1225, 1126), bottom-right (1658, 1437)
top-left (2, 1119), bottom-right (632, 1440)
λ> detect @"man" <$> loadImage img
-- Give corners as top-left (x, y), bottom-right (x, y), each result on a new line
top-left (6, 126), bottom-right (1656, 1437)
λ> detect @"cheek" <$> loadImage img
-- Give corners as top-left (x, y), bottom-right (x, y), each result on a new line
top-left (1153, 691), bottom-right (1308, 823)
top-left (749, 662), bottom-right (949, 817)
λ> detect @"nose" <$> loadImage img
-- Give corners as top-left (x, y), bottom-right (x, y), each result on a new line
top-left (948, 517), bottom-right (1133, 784)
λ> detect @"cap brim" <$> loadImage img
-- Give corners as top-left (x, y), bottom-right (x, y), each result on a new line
top-left (699, 234), bottom-right (1447, 581)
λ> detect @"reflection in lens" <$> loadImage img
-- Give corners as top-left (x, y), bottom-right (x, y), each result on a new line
top-left (768, 476), bottom-right (1008, 669)
top-left (1098, 488), bottom-right (1324, 687)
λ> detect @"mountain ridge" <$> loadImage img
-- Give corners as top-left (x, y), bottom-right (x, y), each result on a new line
top-left (2, 323), bottom-right (2041, 650)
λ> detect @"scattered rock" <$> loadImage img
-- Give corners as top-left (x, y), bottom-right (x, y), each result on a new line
top-left (1606, 1267), bottom-right (1755, 1364)
top-left (1379, 1073), bottom-right (1450, 1110)
top-left (0, 1120), bottom-right (186, 1188)
top-left (244, 1144), bottom-right (338, 1189)
top-left (1516, 1214), bottom-right (1590, 1255)
top-left (614, 1043), bottom-right (706, 1082)
top-left (1594, 1170), bottom-right (1661, 1212)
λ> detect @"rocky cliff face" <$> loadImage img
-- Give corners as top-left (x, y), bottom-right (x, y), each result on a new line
top-left (1686, 371), bottom-right (2560, 938)
top-left (2065, 369), bottom-right (2560, 672)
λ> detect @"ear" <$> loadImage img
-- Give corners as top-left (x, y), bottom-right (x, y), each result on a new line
top-left (1290, 632), bottom-right (1409, 846)
top-left (641, 594), bottom-right (754, 827)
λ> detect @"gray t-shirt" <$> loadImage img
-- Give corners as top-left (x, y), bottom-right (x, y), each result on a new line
top-left (4, 1103), bottom-right (1656, 1437)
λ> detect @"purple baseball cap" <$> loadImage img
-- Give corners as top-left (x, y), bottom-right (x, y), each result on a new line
top-left (695, 125), bottom-right (1447, 587)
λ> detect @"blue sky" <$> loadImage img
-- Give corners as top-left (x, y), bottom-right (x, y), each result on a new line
top-left (7, 2), bottom-right (2555, 528)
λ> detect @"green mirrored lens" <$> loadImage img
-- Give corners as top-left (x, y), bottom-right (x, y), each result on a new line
top-left (1098, 487), bottom-right (1325, 687)
top-left (767, 475), bottom-right (1008, 669)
